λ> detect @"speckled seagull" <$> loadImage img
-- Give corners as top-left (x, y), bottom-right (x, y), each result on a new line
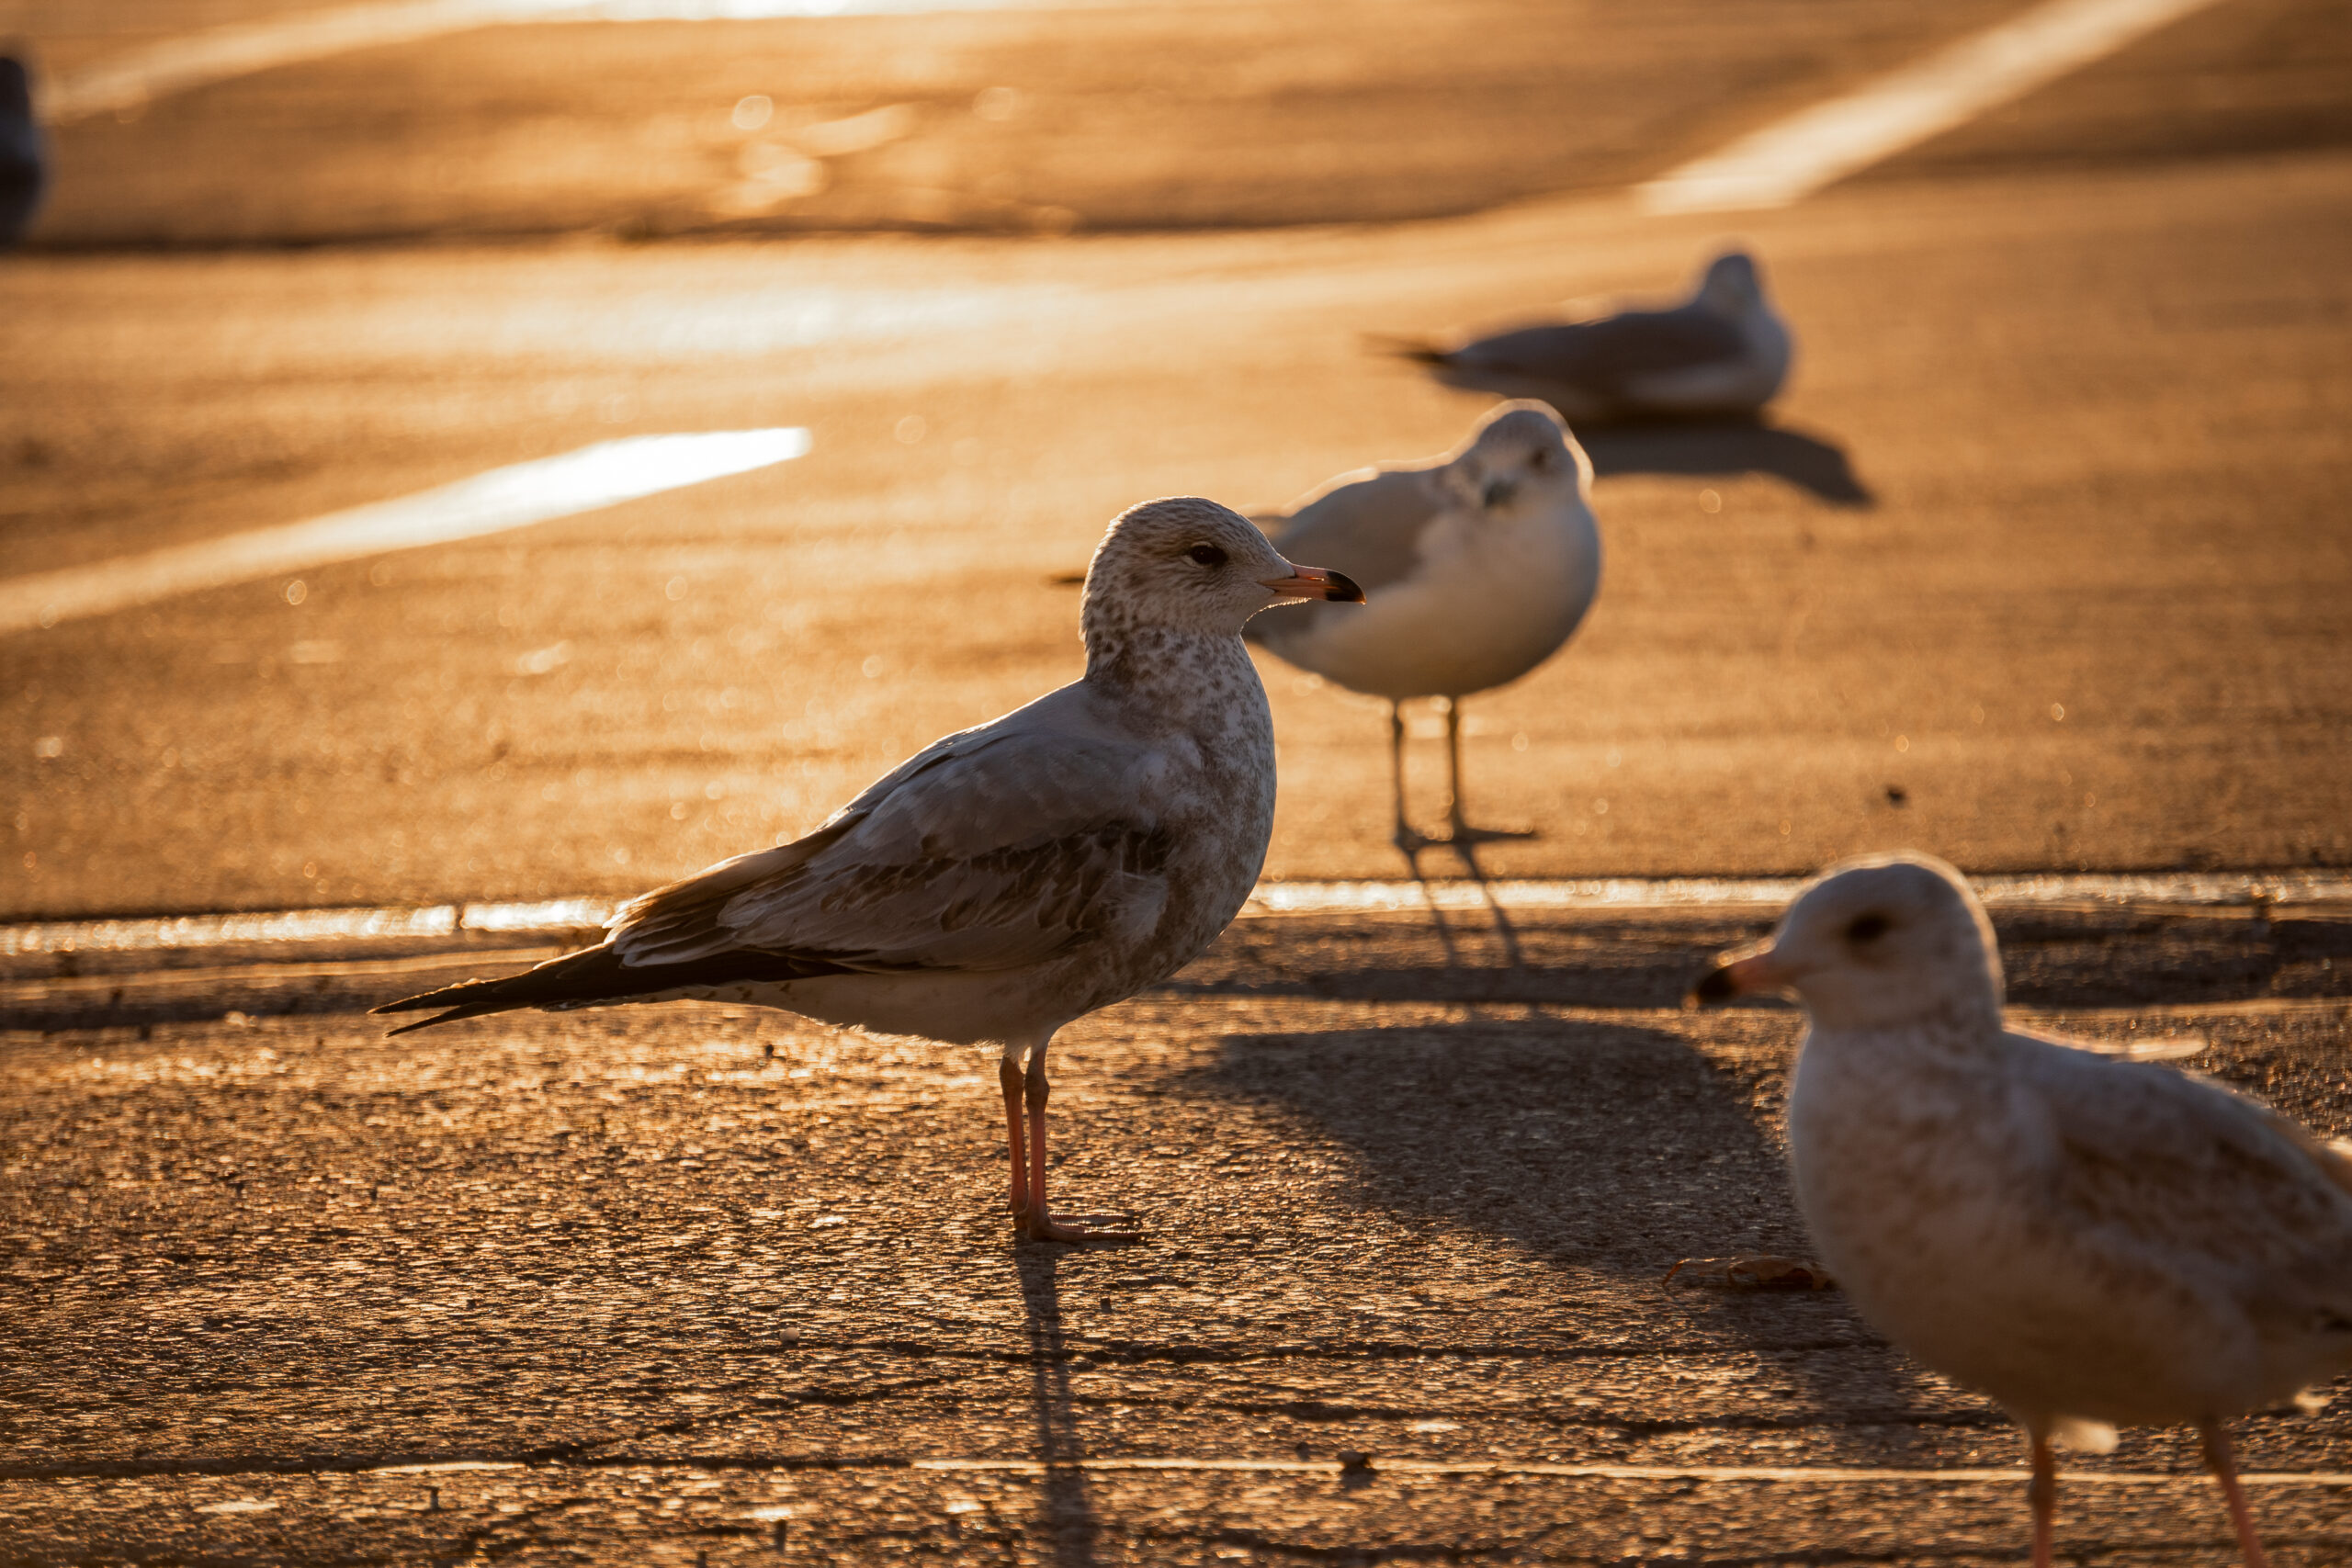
top-left (378, 498), bottom-right (1361, 1243)
top-left (1695, 853), bottom-right (2352, 1568)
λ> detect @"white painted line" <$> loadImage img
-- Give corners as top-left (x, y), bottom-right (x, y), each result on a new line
top-left (1250, 877), bottom-right (1813, 915)
top-left (0, 900), bottom-right (621, 958)
top-left (48, 0), bottom-right (576, 122)
top-left (0, 427), bottom-right (809, 637)
top-left (7, 873), bottom-right (2346, 959)
top-left (42, 0), bottom-right (1113, 124)
top-left (366, 1460), bottom-right (529, 1474)
top-left (1244, 872), bottom-right (2352, 917)
top-left (1639, 0), bottom-right (2226, 214)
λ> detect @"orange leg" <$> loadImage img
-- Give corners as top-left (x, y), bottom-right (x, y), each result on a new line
top-left (2028, 1431), bottom-right (2055, 1568)
top-left (1000, 1057), bottom-right (1030, 1225)
top-left (2200, 1420), bottom-right (2271, 1568)
top-left (1020, 1051), bottom-right (1136, 1244)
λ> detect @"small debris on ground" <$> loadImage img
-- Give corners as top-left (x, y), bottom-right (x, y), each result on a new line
top-left (1663, 1255), bottom-right (1836, 1291)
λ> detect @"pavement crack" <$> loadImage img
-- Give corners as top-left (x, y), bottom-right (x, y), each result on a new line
top-left (1155, 1523), bottom-right (1526, 1562)
top-left (0, 1380), bottom-right (960, 1482)
top-left (1053, 1389), bottom-right (2001, 1438)
top-left (748, 1374), bottom-right (960, 1410)
top-left (513, 1373), bottom-right (962, 1466)
top-left (732, 1334), bottom-right (1859, 1369)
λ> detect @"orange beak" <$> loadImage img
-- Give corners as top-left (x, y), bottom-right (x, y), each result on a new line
top-left (1261, 563), bottom-right (1364, 603)
top-left (1688, 943), bottom-right (1792, 1007)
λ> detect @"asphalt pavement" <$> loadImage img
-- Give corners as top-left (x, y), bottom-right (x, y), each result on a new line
top-left (8, 901), bottom-right (2352, 1564)
top-left (4, 0), bottom-right (2352, 1562)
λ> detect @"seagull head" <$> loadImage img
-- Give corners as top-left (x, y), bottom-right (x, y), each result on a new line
top-left (1442, 400), bottom-right (1590, 517)
top-left (1690, 852), bottom-right (2005, 1031)
top-left (1694, 249), bottom-right (1765, 316)
top-left (1081, 496), bottom-right (1362, 649)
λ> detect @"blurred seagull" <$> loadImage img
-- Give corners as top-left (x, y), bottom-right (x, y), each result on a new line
top-left (0, 54), bottom-right (46, 247)
top-left (1387, 249), bottom-right (1792, 424)
top-left (1694, 852), bottom-right (2352, 1568)
top-left (1249, 401), bottom-right (1599, 852)
top-left (378, 498), bottom-right (1362, 1244)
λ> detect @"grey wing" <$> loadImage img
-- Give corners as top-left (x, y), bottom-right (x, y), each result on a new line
top-left (1261, 467), bottom-right (1446, 596)
top-left (1452, 307), bottom-right (1747, 397)
top-left (2023, 1035), bottom-right (2352, 1314)
top-left (610, 717), bottom-right (1172, 975)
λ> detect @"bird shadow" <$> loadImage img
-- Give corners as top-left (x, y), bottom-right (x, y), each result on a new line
top-left (1395, 836), bottom-right (1524, 972)
top-left (1183, 1015), bottom-right (1950, 1420)
top-left (1576, 418), bottom-right (1873, 508)
top-left (1014, 1242), bottom-right (1104, 1568)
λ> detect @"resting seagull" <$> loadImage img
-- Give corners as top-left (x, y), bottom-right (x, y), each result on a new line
top-left (1694, 853), bottom-right (2352, 1568)
top-left (378, 498), bottom-right (1362, 1243)
top-left (1390, 249), bottom-right (1791, 424)
top-left (1249, 401), bottom-right (1599, 852)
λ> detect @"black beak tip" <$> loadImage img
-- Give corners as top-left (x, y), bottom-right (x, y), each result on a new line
top-left (1327, 570), bottom-right (1365, 604)
top-left (1689, 965), bottom-right (1738, 1008)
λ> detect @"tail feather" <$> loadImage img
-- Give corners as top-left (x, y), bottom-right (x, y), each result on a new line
top-left (1363, 332), bottom-right (1450, 367)
top-left (373, 942), bottom-right (858, 1033)
top-left (373, 945), bottom-right (622, 1034)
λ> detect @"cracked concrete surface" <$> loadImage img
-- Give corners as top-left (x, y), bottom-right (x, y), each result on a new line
top-left (5, 907), bottom-right (2350, 1562)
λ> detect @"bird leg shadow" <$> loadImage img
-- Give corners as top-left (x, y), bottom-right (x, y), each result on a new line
top-left (1442, 838), bottom-right (1525, 973)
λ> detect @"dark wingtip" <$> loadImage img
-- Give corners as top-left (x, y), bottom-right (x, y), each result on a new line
top-left (1687, 964), bottom-right (1739, 1009)
top-left (371, 976), bottom-right (513, 1032)
top-left (1363, 333), bottom-right (1448, 367)
top-left (370, 985), bottom-right (461, 1016)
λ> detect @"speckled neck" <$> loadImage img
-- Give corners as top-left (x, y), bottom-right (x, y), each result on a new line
top-left (1084, 622), bottom-right (1263, 730)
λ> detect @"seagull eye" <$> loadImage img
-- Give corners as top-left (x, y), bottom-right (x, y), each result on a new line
top-left (1529, 448), bottom-right (1552, 471)
top-left (1186, 543), bottom-right (1227, 568)
top-left (1847, 913), bottom-right (1890, 942)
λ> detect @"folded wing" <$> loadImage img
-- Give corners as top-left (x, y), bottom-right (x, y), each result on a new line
top-left (1250, 468), bottom-right (1445, 657)
top-left (376, 707), bottom-right (1175, 1031)
top-left (616, 718), bottom-right (1173, 975)
top-left (1450, 307), bottom-right (1747, 398)
top-left (2021, 1033), bottom-right (2352, 1328)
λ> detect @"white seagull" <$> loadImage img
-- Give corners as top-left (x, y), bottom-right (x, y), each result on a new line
top-left (1391, 249), bottom-right (1792, 424)
top-left (378, 498), bottom-right (1362, 1243)
top-left (1248, 401), bottom-right (1600, 852)
top-left (1694, 852), bottom-right (2352, 1568)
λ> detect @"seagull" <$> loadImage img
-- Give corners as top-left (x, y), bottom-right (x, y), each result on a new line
top-left (1387, 249), bottom-right (1792, 424)
top-left (1248, 401), bottom-right (1600, 852)
top-left (0, 54), bottom-right (46, 248)
top-left (1693, 852), bottom-right (2352, 1568)
top-left (377, 497), bottom-right (1362, 1244)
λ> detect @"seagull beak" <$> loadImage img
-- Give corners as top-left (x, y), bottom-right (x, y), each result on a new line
top-left (1261, 564), bottom-right (1364, 603)
top-left (1688, 942), bottom-right (1791, 1008)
